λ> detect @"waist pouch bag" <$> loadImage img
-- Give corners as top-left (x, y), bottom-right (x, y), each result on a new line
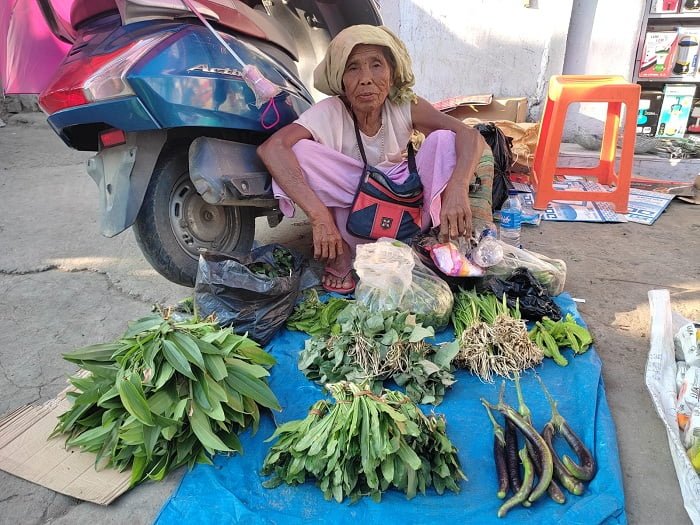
top-left (347, 115), bottom-right (423, 240)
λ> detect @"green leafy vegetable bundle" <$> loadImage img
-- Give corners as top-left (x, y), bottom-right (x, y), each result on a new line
top-left (262, 381), bottom-right (466, 502)
top-left (298, 303), bottom-right (458, 405)
top-left (285, 289), bottom-right (351, 337)
top-left (52, 312), bottom-right (281, 486)
top-left (528, 314), bottom-right (593, 366)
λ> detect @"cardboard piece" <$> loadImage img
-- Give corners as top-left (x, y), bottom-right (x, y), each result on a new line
top-left (0, 381), bottom-right (131, 505)
top-left (677, 175), bottom-right (700, 204)
top-left (435, 94), bottom-right (528, 123)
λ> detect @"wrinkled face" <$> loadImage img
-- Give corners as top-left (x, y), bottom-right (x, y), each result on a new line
top-left (342, 44), bottom-right (393, 113)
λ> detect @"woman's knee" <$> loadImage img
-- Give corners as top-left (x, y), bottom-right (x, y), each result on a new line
top-left (424, 129), bottom-right (456, 146)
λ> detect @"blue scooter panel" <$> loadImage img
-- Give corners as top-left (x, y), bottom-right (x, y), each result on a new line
top-left (128, 26), bottom-right (313, 132)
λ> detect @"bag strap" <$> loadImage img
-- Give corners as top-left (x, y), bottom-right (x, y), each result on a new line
top-left (349, 106), bottom-right (418, 174)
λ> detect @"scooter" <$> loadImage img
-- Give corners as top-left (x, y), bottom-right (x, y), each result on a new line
top-left (35, 0), bottom-right (381, 286)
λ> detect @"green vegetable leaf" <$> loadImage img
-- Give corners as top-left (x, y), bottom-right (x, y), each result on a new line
top-left (408, 325), bottom-right (434, 343)
top-left (130, 454), bottom-right (148, 487)
top-left (432, 340), bottom-right (460, 368)
top-left (225, 366), bottom-right (281, 411)
top-left (203, 354), bottom-right (228, 381)
top-left (116, 376), bottom-right (154, 426)
top-left (66, 424), bottom-right (114, 449)
top-left (161, 339), bottom-right (196, 380)
top-left (169, 332), bottom-right (206, 370)
top-left (154, 361), bottom-right (175, 390)
top-left (188, 404), bottom-right (233, 452)
top-left (123, 315), bottom-right (165, 339)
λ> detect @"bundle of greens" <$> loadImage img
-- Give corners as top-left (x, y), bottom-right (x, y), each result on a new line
top-left (452, 290), bottom-right (543, 382)
top-left (52, 312), bottom-right (281, 486)
top-left (298, 303), bottom-right (458, 405)
top-left (262, 381), bottom-right (466, 502)
top-left (528, 314), bottom-right (593, 366)
top-left (285, 289), bottom-right (352, 337)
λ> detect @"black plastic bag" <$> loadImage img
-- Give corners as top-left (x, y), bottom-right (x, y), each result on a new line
top-left (482, 267), bottom-right (562, 322)
top-left (194, 244), bottom-right (316, 346)
top-left (475, 122), bottom-right (514, 210)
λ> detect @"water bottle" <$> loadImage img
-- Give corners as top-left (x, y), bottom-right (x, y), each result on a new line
top-left (500, 189), bottom-right (522, 248)
top-left (470, 223), bottom-right (503, 268)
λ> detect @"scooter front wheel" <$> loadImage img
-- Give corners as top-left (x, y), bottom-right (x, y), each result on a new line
top-left (134, 147), bottom-right (255, 287)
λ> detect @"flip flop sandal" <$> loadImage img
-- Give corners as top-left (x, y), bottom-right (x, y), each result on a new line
top-left (322, 266), bottom-right (356, 295)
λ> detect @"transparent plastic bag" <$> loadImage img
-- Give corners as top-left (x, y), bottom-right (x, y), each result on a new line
top-left (485, 241), bottom-right (567, 296)
top-left (354, 238), bottom-right (454, 330)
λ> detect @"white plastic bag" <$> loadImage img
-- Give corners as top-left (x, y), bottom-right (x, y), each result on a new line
top-left (354, 238), bottom-right (454, 330)
top-left (674, 312), bottom-right (700, 365)
top-left (646, 289), bottom-right (700, 524)
top-left (485, 242), bottom-right (567, 296)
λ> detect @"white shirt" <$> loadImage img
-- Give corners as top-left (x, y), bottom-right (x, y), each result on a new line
top-left (294, 96), bottom-right (413, 170)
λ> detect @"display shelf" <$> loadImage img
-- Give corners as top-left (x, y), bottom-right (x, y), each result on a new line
top-left (648, 12), bottom-right (700, 20)
top-left (632, 1), bottom-right (700, 140)
top-left (637, 75), bottom-right (700, 82)
top-left (634, 1), bottom-right (700, 84)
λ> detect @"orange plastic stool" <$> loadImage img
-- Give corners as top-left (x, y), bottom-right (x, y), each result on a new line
top-left (531, 75), bottom-right (640, 213)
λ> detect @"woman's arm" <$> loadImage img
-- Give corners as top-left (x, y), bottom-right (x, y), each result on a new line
top-left (411, 96), bottom-right (486, 240)
top-left (257, 123), bottom-right (345, 261)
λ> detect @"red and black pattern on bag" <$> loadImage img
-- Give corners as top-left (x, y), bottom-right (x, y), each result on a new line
top-left (346, 166), bottom-right (423, 241)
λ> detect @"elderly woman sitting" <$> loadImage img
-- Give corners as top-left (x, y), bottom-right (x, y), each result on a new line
top-left (257, 25), bottom-right (494, 294)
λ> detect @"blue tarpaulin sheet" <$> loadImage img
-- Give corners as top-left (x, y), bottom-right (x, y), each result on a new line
top-left (155, 294), bottom-right (626, 525)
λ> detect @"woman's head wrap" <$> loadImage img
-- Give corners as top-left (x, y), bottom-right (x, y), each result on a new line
top-left (313, 25), bottom-right (416, 104)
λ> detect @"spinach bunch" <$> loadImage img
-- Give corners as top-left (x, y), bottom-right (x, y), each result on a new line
top-left (262, 381), bottom-right (466, 502)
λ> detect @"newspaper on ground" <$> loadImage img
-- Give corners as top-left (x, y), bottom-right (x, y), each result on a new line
top-left (507, 178), bottom-right (675, 225)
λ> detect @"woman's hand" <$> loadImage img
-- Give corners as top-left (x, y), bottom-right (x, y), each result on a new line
top-left (439, 185), bottom-right (473, 242)
top-left (310, 210), bottom-right (345, 261)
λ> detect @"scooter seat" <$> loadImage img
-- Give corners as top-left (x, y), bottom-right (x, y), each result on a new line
top-left (198, 0), bottom-right (298, 59)
top-left (70, 0), bottom-right (118, 29)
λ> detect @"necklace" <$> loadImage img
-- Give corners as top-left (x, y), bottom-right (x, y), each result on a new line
top-left (354, 112), bottom-right (386, 164)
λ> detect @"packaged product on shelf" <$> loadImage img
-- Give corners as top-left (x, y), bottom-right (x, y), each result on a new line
top-left (681, 0), bottom-right (700, 13)
top-left (687, 98), bottom-right (700, 132)
top-left (637, 90), bottom-right (665, 135)
top-left (639, 31), bottom-right (679, 78)
top-left (652, 0), bottom-right (681, 13)
top-left (656, 83), bottom-right (696, 137)
top-left (673, 28), bottom-right (700, 75)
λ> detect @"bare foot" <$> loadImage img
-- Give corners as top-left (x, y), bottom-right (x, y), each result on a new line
top-left (322, 242), bottom-right (354, 292)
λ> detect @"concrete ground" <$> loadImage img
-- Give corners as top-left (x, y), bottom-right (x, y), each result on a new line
top-left (0, 115), bottom-right (698, 524)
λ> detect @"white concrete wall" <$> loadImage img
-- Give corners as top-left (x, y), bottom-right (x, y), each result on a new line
top-left (380, 0), bottom-right (646, 139)
top-left (562, 0), bottom-right (646, 137)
